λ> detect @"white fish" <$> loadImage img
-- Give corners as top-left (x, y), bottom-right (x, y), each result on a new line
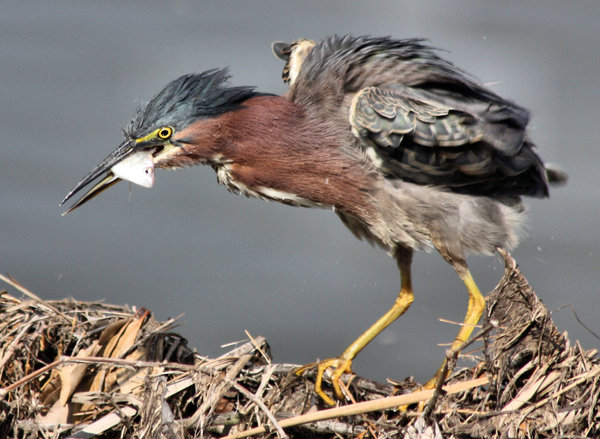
top-left (110, 151), bottom-right (155, 188)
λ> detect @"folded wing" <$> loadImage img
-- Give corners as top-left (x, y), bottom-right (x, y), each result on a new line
top-left (349, 85), bottom-right (548, 197)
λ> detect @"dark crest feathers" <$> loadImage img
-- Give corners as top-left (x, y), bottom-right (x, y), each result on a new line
top-left (127, 68), bottom-right (257, 138)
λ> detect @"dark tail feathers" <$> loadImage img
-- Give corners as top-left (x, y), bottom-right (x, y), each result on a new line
top-left (546, 164), bottom-right (568, 186)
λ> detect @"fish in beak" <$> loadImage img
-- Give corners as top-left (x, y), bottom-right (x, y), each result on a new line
top-left (60, 139), bottom-right (155, 215)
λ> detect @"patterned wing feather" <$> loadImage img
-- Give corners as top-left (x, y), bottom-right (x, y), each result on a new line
top-left (350, 85), bottom-right (547, 197)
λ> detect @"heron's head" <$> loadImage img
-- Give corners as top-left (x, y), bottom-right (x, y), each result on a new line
top-left (61, 68), bottom-right (256, 214)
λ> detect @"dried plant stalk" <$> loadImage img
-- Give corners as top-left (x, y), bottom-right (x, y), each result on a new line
top-left (0, 250), bottom-right (598, 438)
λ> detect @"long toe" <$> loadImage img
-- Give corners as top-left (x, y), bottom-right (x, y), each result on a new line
top-left (297, 357), bottom-right (353, 405)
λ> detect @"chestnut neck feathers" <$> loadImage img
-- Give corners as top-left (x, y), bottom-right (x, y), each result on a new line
top-left (176, 95), bottom-right (376, 216)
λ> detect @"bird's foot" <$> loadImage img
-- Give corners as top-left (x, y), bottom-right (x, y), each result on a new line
top-left (399, 384), bottom-right (436, 412)
top-left (400, 359), bottom-right (450, 412)
top-left (295, 357), bottom-right (353, 406)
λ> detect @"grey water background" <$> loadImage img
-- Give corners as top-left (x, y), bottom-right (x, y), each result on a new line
top-left (2, 1), bottom-right (598, 383)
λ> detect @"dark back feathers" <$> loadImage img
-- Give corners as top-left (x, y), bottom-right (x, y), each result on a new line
top-left (288, 35), bottom-right (552, 198)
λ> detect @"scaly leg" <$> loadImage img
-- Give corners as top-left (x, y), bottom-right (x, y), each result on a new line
top-left (307, 248), bottom-right (414, 405)
top-left (424, 266), bottom-right (485, 389)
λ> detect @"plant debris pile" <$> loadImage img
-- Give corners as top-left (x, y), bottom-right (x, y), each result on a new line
top-left (0, 251), bottom-right (598, 438)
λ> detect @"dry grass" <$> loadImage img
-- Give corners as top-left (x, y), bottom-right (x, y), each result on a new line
top-left (0, 250), bottom-right (598, 438)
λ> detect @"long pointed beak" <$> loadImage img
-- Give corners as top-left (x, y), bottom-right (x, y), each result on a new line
top-left (61, 174), bottom-right (120, 215)
top-left (60, 138), bottom-right (136, 214)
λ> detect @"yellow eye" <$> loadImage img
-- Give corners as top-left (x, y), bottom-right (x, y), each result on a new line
top-left (157, 126), bottom-right (173, 140)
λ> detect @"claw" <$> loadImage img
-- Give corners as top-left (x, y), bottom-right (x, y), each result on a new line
top-left (297, 357), bottom-right (353, 405)
top-left (400, 357), bottom-right (450, 412)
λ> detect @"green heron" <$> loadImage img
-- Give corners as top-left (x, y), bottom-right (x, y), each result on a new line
top-left (61, 35), bottom-right (565, 406)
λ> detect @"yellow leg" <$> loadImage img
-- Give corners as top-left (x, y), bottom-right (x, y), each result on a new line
top-left (424, 268), bottom-right (485, 389)
top-left (308, 251), bottom-right (414, 405)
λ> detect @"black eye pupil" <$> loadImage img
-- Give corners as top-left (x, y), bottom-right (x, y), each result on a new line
top-left (159, 128), bottom-right (171, 138)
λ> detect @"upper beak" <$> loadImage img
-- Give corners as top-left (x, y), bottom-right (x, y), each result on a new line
top-left (60, 138), bottom-right (136, 215)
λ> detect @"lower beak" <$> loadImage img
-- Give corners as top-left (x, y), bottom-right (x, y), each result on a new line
top-left (60, 139), bottom-right (183, 215)
top-left (60, 138), bottom-right (136, 214)
top-left (61, 173), bottom-right (120, 216)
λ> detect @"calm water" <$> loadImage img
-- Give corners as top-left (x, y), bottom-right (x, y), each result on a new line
top-left (1, 1), bottom-right (598, 383)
